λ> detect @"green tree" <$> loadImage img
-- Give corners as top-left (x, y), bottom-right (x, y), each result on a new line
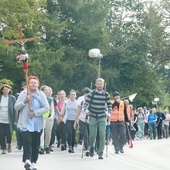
top-left (43, 0), bottom-right (111, 93)
top-left (103, 0), bottom-right (168, 107)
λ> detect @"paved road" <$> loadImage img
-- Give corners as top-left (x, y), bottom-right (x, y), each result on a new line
top-left (0, 139), bottom-right (169, 170)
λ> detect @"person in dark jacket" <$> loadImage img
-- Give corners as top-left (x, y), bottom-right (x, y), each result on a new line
top-left (156, 107), bottom-right (165, 139)
top-left (0, 84), bottom-right (17, 154)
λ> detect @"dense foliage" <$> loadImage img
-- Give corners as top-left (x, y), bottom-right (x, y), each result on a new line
top-left (0, 0), bottom-right (169, 108)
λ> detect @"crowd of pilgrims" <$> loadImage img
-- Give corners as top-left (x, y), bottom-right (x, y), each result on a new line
top-left (0, 85), bottom-right (170, 156)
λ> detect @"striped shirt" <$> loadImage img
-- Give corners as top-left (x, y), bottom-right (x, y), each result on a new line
top-left (83, 89), bottom-right (112, 119)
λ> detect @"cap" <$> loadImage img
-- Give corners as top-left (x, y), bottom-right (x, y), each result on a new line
top-left (83, 87), bottom-right (91, 94)
top-left (113, 91), bottom-right (120, 97)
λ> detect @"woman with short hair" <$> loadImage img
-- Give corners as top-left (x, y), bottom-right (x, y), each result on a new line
top-left (15, 76), bottom-right (49, 170)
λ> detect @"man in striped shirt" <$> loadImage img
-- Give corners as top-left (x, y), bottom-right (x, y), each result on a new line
top-left (83, 78), bottom-right (112, 159)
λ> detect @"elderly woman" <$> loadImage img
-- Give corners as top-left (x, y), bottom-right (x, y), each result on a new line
top-left (15, 76), bottom-right (49, 170)
top-left (0, 84), bottom-right (17, 154)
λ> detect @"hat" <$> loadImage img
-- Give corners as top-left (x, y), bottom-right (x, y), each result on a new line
top-left (83, 87), bottom-right (91, 94)
top-left (113, 91), bottom-right (120, 97)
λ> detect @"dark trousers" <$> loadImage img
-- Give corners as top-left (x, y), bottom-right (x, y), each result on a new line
top-left (50, 118), bottom-right (57, 147)
top-left (157, 125), bottom-right (162, 139)
top-left (15, 127), bottom-right (23, 148)
top-left (56, 121), bottom-right (66, 145)
top-left (79, 120), bottom-right (89, 150)
top-left (125, 125), bottom-right (130, 144)
top-left (110, 121), bottom-right (126, 151)
top-left (22, 130), bottom-right (42, 163)
top-left (0, 123), bottom-right (12, 150)
top-left (149, 123), bottom-right (156, 139)
top-left (144, 123), bottom-right (149, 136)
top-left (66, 120), bottom-right (75, 148)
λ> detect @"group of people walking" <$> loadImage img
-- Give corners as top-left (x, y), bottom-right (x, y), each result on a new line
top-left (132, 106), bottom-right (170, 140)
top-left (0, 76), bottom-right (169, 170)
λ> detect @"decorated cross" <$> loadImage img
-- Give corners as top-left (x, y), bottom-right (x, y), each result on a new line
top-left (5, 25), bottom-right (37, 50)
top-left (5, 25), bottom-right (38, 94)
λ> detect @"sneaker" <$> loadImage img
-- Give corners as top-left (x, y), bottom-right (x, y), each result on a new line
top-left (31, 162), bottom-right (37, 170)
top-left (90, 147), bottom-right (94, 157)
top-left (115, 150), bottom-right (119, 154)
top-left (61, 145), bottom-right (65, 151)
top-left (45, 147), bottom-right (50, 154)
top-left (120, 148), bottom-right (124, 153)
top-left (50, 146), bottom-right (53, 152)
top-left (57, 141), bottom-right (60, 148)
top-left (39, 147), bottom-right (44, 154)
top-left (98, 156), bottom-right (103, 159)
top-left (24, 160), bottom-right (31, 170)
top-left (18, 145), bottom-right (22, 150)
top-left (79, 140), bottom-right (83, 145)
top-left (98, 153), bottom-right (103, 159)
top-left (2, 149), bottom-right (6, 154)
top-left (86, 150), bottom-right (89, 157)
top-left (7, 144), bottom-right (12, 153)
top-left (68, 146), bottom-right (72, 153)
top-left (71, 147), bottom-right (75, 153)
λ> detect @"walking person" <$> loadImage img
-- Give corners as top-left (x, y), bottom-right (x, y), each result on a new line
top-left (49, 94), bottom-right (58, 152)
top-left (143, 106), bottom-right (149, 139)
top-left (60, 90), bottom-right (78, 153)
top-left (14, 87), bottom-right (25, 150)
top-left (74, 87), bottom-right (91, 156)
top-left (56, 90), bottom-right (67, 151)
top-left (124, 99), bottom-right (132, 144)
top-left (39, 85), bottom-right (54, 154)
top-left (15, 76), bottom-right (49, 170)
top-left (136, 107), bottom-right (145, 140)
top-left (132, 108), bottom-right (138, 140)
top-left (110, 91), bottom-right (129, 154)
top-left (0, 84), bottom-right (18, 154)
top-left (83, 78), bottom-right (112, 159)
top-left (162, 110), bottom-right (170, 139)
top-left (148, 109), bottom-right (157, 140)
top-left (156, 107), bottom-right (165, 139)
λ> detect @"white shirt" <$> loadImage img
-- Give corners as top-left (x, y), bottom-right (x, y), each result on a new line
top-left (0, 96), bottom-right (9, 123)
top-left (77, 96), bottom-right (85, 105)
top-left (163, 113), bottom-right (170, 126)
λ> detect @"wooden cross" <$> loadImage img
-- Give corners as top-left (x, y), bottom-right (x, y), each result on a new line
top-left (5, 25), bottom-right (38, 50)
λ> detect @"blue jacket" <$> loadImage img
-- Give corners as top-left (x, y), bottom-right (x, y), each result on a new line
top-left (148, 114), bottom-right (157, 124)
top-left (15, 89), bottom-right (49, 130)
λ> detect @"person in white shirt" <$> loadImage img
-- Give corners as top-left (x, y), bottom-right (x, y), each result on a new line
top-left (74, 87), bottom-right (91, 156)
top-left (163, 110), bottom-right (170, 139)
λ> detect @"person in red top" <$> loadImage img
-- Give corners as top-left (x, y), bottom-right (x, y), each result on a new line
top-left (56, 90), bottom-right (67, 151)
top-left (110, 91), bottom-right (129, 154)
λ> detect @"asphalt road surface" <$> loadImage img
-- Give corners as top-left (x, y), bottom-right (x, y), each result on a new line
top-left (0, 138), bottom-right (169, 170)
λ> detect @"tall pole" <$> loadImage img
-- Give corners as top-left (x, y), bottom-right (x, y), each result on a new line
top-left (98, 57), bottom-right (101, 78)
